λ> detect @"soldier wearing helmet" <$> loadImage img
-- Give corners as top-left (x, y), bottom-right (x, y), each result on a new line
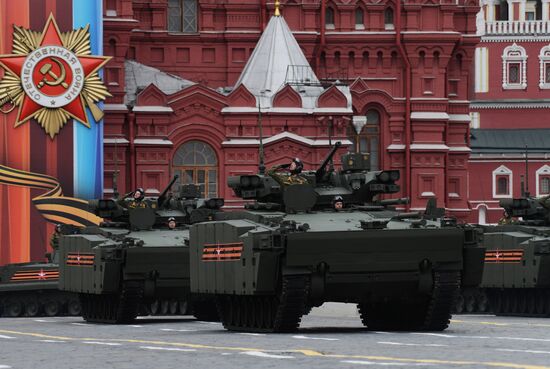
top-left (268, 157), bottom-right (308, 186)
top-left (333, 196), bottom-right (344, 211)
top-left (167, 217), bottom-right (177, 230)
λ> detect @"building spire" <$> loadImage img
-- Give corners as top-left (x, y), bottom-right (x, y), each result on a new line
top-left (274, 0), bottom-right (281, 17)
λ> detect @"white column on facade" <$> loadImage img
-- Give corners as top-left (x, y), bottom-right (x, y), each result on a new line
top-left (482, 0), bottom-right (497, 21)
top-left (508, 0), bottom-right (526, 21)
top-left (542, 0), bottom-right (550, 21)
top-left (519, 0), bottom-right (526, 21)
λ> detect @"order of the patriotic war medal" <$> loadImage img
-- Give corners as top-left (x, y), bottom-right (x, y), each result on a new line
top-left (0, 14), bottom-right (111, 138)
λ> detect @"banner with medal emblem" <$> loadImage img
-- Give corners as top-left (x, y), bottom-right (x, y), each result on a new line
top-left (0, 0), bottom-right (108, 264)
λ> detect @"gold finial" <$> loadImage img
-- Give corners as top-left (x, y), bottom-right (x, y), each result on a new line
top-left (274, 0), bottom-right (281, 16)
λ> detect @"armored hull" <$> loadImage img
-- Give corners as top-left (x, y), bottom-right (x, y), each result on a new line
top-left (0, 261), bottom-right (80, 317)
top-left (190, 209), bottom-right (484, 332)
top-left (57, 182), bottom-right (223, 324)
top-left (456, 225), bottom-right (550, 316)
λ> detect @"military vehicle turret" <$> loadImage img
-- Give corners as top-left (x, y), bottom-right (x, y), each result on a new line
top-left (0, 232), bottom-right (81, 317)
top-left (189, 143), bottom-right (485, 332)
top-left (58, 177), bottom-right (224, 323)
top-left (459, 196), bottom-right (550, 316)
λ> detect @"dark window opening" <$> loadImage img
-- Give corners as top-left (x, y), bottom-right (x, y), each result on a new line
top-left (168, 0), bottom-right (197, 33)
top-left (497, 176), bottom-right (509, 195)
top-left (384, 8), bottom-right (394, 29)
top-left (326, 8), bottom-right (335, 28)
top-left (541, 177), bottom-right (550, 195)
top-left (355, 8), bottom-right (364, 28)
top-left (508, 63), bottom-right (520, 84)
top-left (348, 109), bottom-right (380, 171)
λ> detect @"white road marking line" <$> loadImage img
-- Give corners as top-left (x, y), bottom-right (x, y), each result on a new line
top-left (497, 348), bottom-right (550, 355)
top-left (221, 353), bottom-right (232, 356)
top-left (241, 351), bottom-right (294, 359)
top-left (139, 346), bottom-right (196, 352)
top-left (197, 321), bottom-right (222, 325)
top-left (33, 319), bottom-right (54, 323)
top-left (342, 360), bottom-right (434, 366)
top-left (71, 323), bottom-right (88, 326)
top-left (160, 328), bottom-right (198, 332)
top-left (83, 341), bottom-right (122, 346)
top-left (378, 341), bottom-right (448, 347)
top-left (292, 335), bottom-right (339, 341)
top-left (0, 365), bottom-right (12, 368)
top-left (410, 333), bottom-right (456, 338)
top-left (238, 333), bottom-right (266, 336)
top-left (0, 335), bottom-right (15, 339)
top-left (373, 331), bottom-right (391, 334)
top-left (37, 340), bottom-right (66, 343)
top-left (129, 325), bottom-right (143, 328)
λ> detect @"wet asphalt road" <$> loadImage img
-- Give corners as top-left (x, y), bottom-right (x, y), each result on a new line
top-left (1, 303), bottom-right (550, 369)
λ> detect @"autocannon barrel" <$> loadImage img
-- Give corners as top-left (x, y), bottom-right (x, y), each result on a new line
top-left (379, 197), bottom-right (410, 206)
top-left (316, 141), bottom-right (342, 182)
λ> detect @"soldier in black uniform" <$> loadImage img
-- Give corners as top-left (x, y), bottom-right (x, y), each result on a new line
top-left (268, 158), bottom-right (308, 186)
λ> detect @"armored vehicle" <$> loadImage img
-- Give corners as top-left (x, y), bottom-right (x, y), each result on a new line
top-left (58, 177), bottom-right (224, 323)
top-left (190, 143), bottom-right (485, 332)
top-left (0, 239), bottom-right (80, 317)
top-left (458, 196), bottom-right (550, 316)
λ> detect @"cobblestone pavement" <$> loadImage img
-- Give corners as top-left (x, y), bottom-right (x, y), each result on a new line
top-left (1, 303), bottom-right (550, 369)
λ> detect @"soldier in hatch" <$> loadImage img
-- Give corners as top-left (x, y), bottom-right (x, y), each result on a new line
top-left (167, 217), bottom-right (177, 230)
top-left (268, 157), bottom-right (308, 186)
top-left (333, 196), bottom-right (344, 211)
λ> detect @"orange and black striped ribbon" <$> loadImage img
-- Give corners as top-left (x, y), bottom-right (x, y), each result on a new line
top-left (485, 249), bottom-right (524, 263)
top-left (0, 164), bottom-right (102, 227)
top-left (202, 242), bottom-right (244, 262)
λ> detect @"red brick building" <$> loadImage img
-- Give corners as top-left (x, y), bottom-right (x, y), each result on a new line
top-left (102, 0), bottom-right (480, 216)
top-left (469, 0), bottom-right (550, 223)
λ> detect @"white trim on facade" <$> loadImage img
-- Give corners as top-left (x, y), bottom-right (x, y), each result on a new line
top-left (133, 139), bottom-right (174, 145)
top-left (133, 106), bottom-right (174, 113)
top-left (410, 112), bottom-right (449, 120)
top-left (222, 131), bottom-right (353, 147)
top-left (502, 43), bottom-right (528, 89)
top-left (475, 47), bottom-right (489, 93)
top-left (539, 44), bottom-right (550, 89)
top-left (410, 144), bottom-right (449, 151)
top-left (536, 164), bottom-right (550, 196)
top-left (492, 165), bottom-right (513, 199)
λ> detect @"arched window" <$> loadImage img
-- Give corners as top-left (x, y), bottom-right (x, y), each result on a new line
top-left (326, 7), bottom-right (335, 29)
top-left (539, 44), bottom-right (550, 89)
top-left (355, 8), bottom-right (364, 30)
top-left (492, 165), bottom-right (512, 198)
top-left (502, 43), bottom-right (527, 89)
top-left (173, 141), bottom-right (218, 197)
top-left (536, 165), bottom-right (550, 196)
top-left (168, 0), bottom-right (197, 33)
top-left (349, 109), bottom-right (381, 171)
top-left (384, 7), bottom-right (394, 30)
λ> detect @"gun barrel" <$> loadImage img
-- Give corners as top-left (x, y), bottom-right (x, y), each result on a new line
top-left (316, 141), bottom-right (342, 181)
top-left (158, 175), bottom-right (180, 205)
top-left (392, 211), bottom-right (421, 220)
top-left (379, 197), bottom-right (410, 206)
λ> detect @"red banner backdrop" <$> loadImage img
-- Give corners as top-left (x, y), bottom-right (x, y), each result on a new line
top-left (0, 0), bottom-right (74, 264)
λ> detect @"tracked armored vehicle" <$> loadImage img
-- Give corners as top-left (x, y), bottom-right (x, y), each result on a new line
top-left (58, 177), bottom-right (224, 323)
top-left (0, 243), bottom-right (80, 317)
top-left (458, 196), bottom-right (550, 316)
top-left (190, 143), bottom-right (485, 332)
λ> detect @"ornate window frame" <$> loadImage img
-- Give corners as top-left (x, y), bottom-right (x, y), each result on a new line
top-left (536, 165), bottom-right (550, 196)
top-left (502, 43), bottom-right (527, 90)
top-left (492, 165), bottom-right (513, 198)
top-left (539, 44), bottom-right (550, 89)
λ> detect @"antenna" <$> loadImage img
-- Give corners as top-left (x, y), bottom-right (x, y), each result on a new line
top-left (525, 144), bottom-right (530, 197)
top-left (113, 136), bottom-right (120, 200)
top-left (258, 92), bottom-right (266, 175)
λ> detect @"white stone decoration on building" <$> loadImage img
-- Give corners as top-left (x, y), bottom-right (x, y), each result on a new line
top-left (539, 44), bottom-right (550, 88)
top-left (475, 47), bottom-right (489, 93)
top-left (502, 43), bottom-right (528, 89)
top-left (536, 165), bottom-right (550, 196)
top-left (492, 165), bottom-right (513, 198)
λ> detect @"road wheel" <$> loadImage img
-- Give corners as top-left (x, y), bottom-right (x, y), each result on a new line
top-left (178, 300), bottom-right (188, 315)
top-left (43, 300), bottom-right (61, 317)
top-left (149, 300), bottom-right (159, 315)
top-left (67, 298), bottom-right (82, 316)
top-left (4, 299), bottom-right (23, 317)
top-left (160, 300), bottom-right (169, 315)
top-left (169, 300), bottom-right (178, 315)
top-left (24, 300), bottom-right (40, 317)
top-left (454, 294), bottom-right (464, 313)
top-left (477, 293), bottom-right (489, 313)
top-left (465, 295), bottom-right (476, 313)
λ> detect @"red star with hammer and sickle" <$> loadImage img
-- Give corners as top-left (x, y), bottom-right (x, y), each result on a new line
top-left (37, 269), bottom-right (47, 280)
top-left (0, 14), bottom-right (109, 127)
